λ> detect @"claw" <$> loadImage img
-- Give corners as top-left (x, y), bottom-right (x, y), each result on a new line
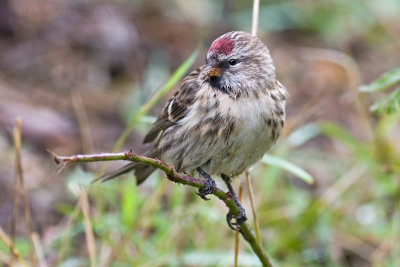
top-left (221, 173), bottom-right (247, 230)
top-left (196, 191), bottom-right (210, 201)
top-left (196, 167), bottom-right (217, 201)
top-left (226, 206), bottom-right (247, 231)
top-left (227, 212), bottom-right (236, 230)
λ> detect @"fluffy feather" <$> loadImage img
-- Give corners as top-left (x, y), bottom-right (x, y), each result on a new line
top-left (99, 31), bottom-right (287, 184)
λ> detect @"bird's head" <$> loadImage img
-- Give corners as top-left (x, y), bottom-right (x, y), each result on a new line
top-left (202, 31), bottom-right (276, 97)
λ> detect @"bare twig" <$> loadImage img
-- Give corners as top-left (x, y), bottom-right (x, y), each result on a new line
top-left (51, 151), bottom-right (274, 267)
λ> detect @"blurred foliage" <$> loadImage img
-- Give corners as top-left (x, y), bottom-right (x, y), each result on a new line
top-left (359, 68), bottom-right (400, 114)
top-left (262, 154), bottom-right (314, 185)
top-left (1, 0), bottom-right (400, 266)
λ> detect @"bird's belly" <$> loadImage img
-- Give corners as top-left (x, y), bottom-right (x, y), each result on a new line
top-left (208, 122), bottom-right (274, 176)
top-left (160, 90), bottom-right (282, 178)
top-left (176, 115), bottom-right (276, 177)
top-left (208, 94), bottom-right (279, 176)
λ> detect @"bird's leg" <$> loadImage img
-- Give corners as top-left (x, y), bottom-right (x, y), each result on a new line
top-left (221, 174), bottom-right (247, 231)
top-left (196, 167), bottom-right (217, 201)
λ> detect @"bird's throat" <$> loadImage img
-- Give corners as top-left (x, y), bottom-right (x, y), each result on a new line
top-left (208, 76), bottom-right (229, 95)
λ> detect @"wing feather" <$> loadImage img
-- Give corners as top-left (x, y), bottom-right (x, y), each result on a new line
top-left (143, 66), bottom-right (204, 143)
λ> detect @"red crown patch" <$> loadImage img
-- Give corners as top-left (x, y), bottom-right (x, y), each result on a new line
top-left (208, 37), bottom-right (234, 56)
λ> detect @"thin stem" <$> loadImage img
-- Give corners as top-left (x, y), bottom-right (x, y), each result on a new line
top-left (0, 226), bottom-right (27, 267)
top-left (32, 233), bottom-right (48, 267)
top-left (11, 132), bottom-right (18, 267)
top-left (251, 0), bottom-right (260, 36)
top-left (51, 151), bottom-right (274, 267)
top-left (246, 171), bottom-right (262, 243)
top-left (240, 223), bottom-right (273, 267)
top-left (13, 118), bottom-right (36, 267)
top-left (234, 184), bottom-right (243, 267)
top-left (80, 190), bottom-right (97, 267)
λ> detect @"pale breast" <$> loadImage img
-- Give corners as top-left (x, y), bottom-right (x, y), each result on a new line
top-left (208, 90), bottom-right (284, 176)
top-left (158, 83), bottom-right (285, 178)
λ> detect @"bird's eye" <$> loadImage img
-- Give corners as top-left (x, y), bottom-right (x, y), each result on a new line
top-left (228, 59), bottom-right (237, 66)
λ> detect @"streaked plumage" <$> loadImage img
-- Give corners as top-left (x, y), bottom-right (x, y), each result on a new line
top-left (101, 31), bottom-right (287, 186)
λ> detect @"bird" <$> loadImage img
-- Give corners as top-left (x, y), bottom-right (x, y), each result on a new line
top-left (99, 31), bottom-right (287, 229)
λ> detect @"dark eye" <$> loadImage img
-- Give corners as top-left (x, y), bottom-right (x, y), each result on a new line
top-left (228, 59), bottom-right (237, 66)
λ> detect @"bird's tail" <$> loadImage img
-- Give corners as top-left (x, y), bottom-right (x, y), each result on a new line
top-left (92, 150), bottom-right (158, 185)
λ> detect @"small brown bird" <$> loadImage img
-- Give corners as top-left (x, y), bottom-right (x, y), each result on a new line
top-left (100, 31), bottom-right (287, 229)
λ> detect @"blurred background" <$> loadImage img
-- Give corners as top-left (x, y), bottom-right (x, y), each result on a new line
top-left (1, 0), bottom-right (400, 266)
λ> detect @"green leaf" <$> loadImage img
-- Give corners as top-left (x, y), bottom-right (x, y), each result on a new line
top-left (359, 68), bottom-right (400, 93)
top-left (370, 86), bottom-right (400, 114)
top-left (261, 154), bottom-right (314, 184)
top-left (140, 115), bottom-right (157, 124)
top-left (286, 123), bottom-right (321, 148)
top-left (375, 111), bottom-right (400, 138)
top-left (121, 177), bottom-right (138, 227)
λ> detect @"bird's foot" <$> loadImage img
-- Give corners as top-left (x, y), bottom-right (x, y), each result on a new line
top-left (226, 198), bottom-right (247, 231)
top-left (221, 173), bottom-right (247, 230)
top-left (196, 167), bottom-right (217, 201)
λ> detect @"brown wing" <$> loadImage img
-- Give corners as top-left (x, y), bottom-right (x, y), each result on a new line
top-left (143, 66), bottom-right (204, 144)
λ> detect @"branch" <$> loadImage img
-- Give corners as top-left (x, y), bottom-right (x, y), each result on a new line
top-left (50, 150), bottom-right (273, 267)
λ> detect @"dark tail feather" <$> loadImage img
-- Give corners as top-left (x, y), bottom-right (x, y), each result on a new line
top-left (92, 163), bottom-right (136, 183)
top-left (133, 164), bottom-right (156, 185)
top-left (92, 162), bottom-right (156, 184)
top-left (92, 150), bottom-right (158, 184)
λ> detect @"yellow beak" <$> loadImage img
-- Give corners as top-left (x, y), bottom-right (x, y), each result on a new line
top-left (206, 66), bottom-right (221, 77)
